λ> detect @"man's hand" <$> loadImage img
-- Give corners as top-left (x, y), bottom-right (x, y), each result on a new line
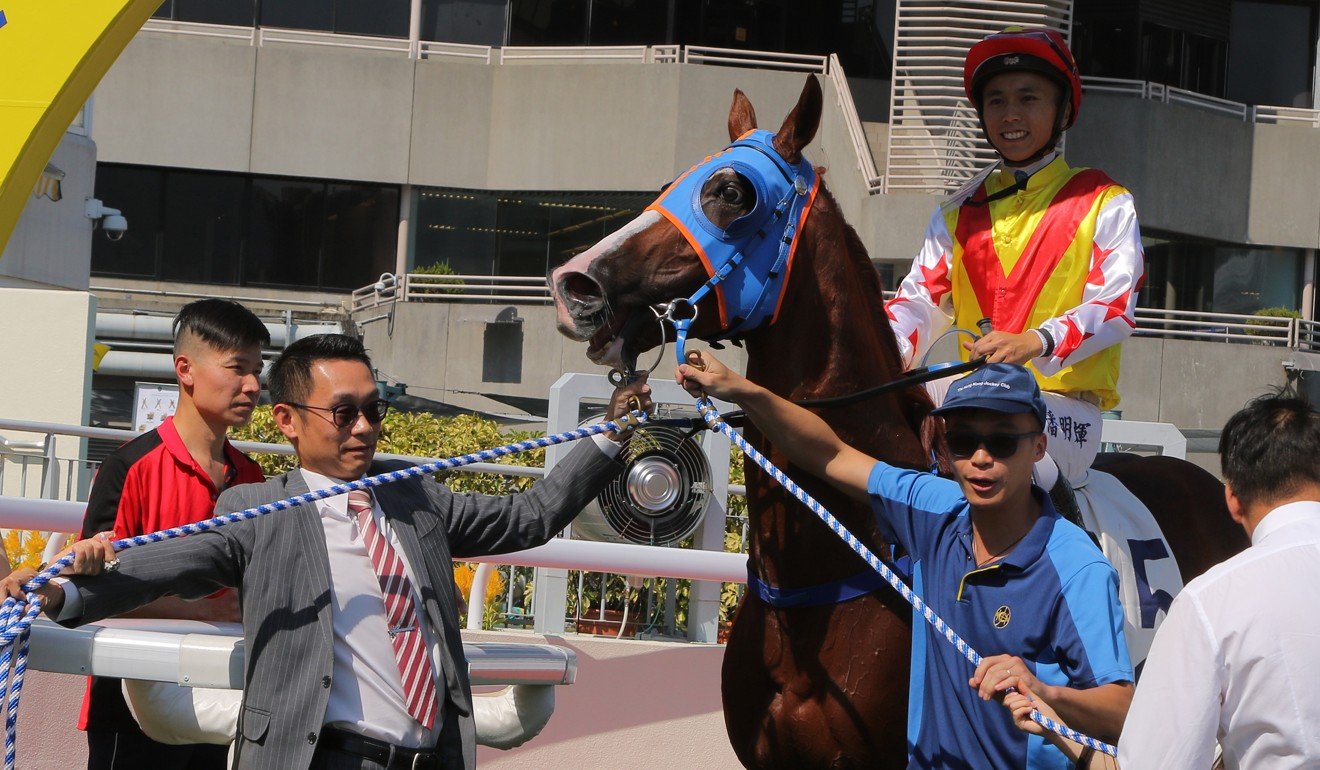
top-left (0, 568), bottom-right (38, 602)
top-left (603, 374), bottom-right (654, 441)
top-left (1003, 683), bottom-right (1052, 736)
top-left (675, 351), bottom-right (760, 404)
top-left (971, 654), bottom-right (1052, 703)
top-left (56, 531), bottom-right (119, 576)
top-left (0, 567), bottom-right (66, 615)
top-left (964, 330), bottom-right (1045, 365)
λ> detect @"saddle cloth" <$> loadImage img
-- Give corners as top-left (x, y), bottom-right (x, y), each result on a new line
top-left (1074, 469), bottom-right (1184, 675)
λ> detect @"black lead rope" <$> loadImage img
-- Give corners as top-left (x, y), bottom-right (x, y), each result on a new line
top-left (647, 357), bottom-right (988, 432)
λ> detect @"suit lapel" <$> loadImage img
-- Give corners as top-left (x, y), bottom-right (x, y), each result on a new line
top-left (283, 469), bottom-right (336, 648)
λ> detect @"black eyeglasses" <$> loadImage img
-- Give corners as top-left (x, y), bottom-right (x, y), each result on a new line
top-left (945, 431), bottom-right (1040, 460)
top-left (286, 400), bottom-right (390, 429)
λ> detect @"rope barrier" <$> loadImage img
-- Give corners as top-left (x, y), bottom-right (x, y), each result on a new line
top-left (693, 397), bottom-right (1119, 758)
top-left (0, 410), bottom-right (648, 770)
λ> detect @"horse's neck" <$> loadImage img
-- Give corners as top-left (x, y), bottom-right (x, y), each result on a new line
top-left (740, 193), bottom-right (931, 586)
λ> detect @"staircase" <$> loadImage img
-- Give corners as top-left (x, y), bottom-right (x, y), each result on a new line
top-left (885, 0), bottom-right (1073, 193)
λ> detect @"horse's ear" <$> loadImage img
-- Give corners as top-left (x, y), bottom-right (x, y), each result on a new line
top-left (772, 75), bottom-right (822, 163)
top-left (728, 89), bottom-right (758, 141)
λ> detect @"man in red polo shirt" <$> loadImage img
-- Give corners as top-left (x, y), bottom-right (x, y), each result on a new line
top-left (78, 299), bottom-right (270, 768)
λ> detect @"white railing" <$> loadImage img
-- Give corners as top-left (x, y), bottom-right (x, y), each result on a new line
top-left (1082, 76), bottom-right (1320, 126)
top-left (498, 45), bottom-right (654, 63)
top-left (827, 54), bottom-right (885, 192)
top-left (256, 26), bottom-right (411, 53)
top-left (351, 273), bottom-right (554, 312)
top-left (684, 46), bottom-right (827, 72)
top-left (141, 18), bottom-right (258, 42)
top-left (1297, 319), bottom-right (1320, 352)
top-left (884, 0), bottom-right (1072, 194)
top-left (1132, 307), bottom-right (1296, 345)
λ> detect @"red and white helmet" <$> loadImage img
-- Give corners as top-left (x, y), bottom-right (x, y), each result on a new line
top-left (964, 27), bottom-right (1082, 129)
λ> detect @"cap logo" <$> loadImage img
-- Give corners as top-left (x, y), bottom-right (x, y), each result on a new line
top-left (1004, 55), bottom-right (1020, 65)
top-left (954, 380), bottom-right (1011, 393)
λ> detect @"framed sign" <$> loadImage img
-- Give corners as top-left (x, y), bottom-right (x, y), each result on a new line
top-left (133, 382), bottom-right (179, 433)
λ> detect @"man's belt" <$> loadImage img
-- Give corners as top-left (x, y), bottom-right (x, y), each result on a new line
top-left (318, 726), bottom-right (441, 769)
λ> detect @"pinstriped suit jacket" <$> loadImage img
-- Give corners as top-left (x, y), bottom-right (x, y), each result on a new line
top-left (63, 440), bottom-right (622, 770)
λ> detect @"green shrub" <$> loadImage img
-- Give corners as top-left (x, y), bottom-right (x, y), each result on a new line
top-left (1246, 306), bottom-right (1301, 341)
top-left (411, 260), bottom-right (466, 295)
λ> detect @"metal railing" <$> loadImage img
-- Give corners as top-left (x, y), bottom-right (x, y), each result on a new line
top-left (0, 417), bottom-right (750, 638)
top-left (349, 275), bottom-right (1317, 351)
top-left (1082, 76), bottom-right (1320, 126)
top-left (827, 54), bottom-right (885, 193)
top-left (350, 273), bottom-right (554, 312)
top-left (1132, 307), bottom-right (1297, 345)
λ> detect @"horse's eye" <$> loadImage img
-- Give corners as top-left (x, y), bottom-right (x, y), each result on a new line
top-left (720, 184), bottom-right (745, 206)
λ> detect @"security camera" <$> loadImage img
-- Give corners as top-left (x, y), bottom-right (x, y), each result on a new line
top-left (85, 198), bottom-right (128, 241)
top-left (102, 214), bottom-right (128, 242)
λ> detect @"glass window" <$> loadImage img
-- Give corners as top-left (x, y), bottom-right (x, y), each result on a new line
top-left (421, 0), bottom-right (507, 46)
top-left (509, 0), bottom-right (588, 45)
top-left (171, 0), bottom-right (255, 26)
top-left (414, 190), bottom-right (499, 275)
top-left (588, 0), bottom-right (667, 45)
top-left (321, 183), bottom-right (400, 290)
top-left (412, 187), bottom-right (651, 278)
top-left (1227, 1), bottom-right (1315, 107)
top-left (335, 0), bottom-right (410, 38)
top-left (259, 0), bottom-right (333, 32)
top-left (91, 165), bottom-right (164, 278)
top-left (246, 178), bottom-right (325, 287)
top-left (161, 171), bottom-right (245, 284)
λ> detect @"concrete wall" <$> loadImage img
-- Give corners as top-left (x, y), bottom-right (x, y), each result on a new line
top-left (1, 132), bottom-right (98, 291)
top-left (0, 288), bottom-right (97, 499)
top-left (1114, 336), bottom-right (1291, 428)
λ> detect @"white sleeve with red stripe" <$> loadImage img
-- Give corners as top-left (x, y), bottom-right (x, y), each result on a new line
top-left (885, 206), bottom-right (955, 368)
top-left (1035, 191), bottom-right (1145, 376)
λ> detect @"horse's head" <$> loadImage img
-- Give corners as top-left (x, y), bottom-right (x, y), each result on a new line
top-left (550, 76), bottom-right (824, 372)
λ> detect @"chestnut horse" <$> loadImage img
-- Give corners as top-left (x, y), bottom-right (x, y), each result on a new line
top-left (550, 76), bottom-right (1246, 768)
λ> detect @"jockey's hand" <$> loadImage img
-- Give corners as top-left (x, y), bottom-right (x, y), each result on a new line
top-left (964, 330), bottom-right (1045, 365)
top-left (603, 373), bottom-right (653, 441)
top-left (1003, 682), bottom-right (1052, 736)
top-left (971, 654), bottom-right (1052, 703)
top-left (676, 351), bottom-right (757, 404)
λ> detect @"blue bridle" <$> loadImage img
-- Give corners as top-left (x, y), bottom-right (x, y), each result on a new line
top-left (647, 129), bottom-right (819, 364)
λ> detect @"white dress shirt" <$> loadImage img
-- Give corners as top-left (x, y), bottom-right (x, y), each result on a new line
top-left (300, 468), bottom-right (446, 749)
top-left (1118, 500), bottom-right (1320, 769)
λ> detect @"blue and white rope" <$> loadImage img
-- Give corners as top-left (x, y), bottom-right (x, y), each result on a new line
top-left (0, 410), bottom-right (648, 770)
top-left (695, 397), bottom-right (1118, 758)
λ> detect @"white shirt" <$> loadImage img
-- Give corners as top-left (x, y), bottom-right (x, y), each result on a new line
top-left (1118, 500), bottom-right (1320, 769)
top-left (300, 468), bottom-right (445, 749)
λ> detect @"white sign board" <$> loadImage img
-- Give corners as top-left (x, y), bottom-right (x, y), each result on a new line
top-left (133, 382), bottom-right (179, 433)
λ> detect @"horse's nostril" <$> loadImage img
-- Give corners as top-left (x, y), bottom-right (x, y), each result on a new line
top-left (563, 272), bottom-right (605, 307)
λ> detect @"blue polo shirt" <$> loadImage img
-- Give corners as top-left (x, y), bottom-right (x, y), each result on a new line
top-left (868, 462), bottom-right (1131, 770)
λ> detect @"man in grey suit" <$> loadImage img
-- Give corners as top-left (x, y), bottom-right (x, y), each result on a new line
top-left (24, 333), bottom-right (652, 769)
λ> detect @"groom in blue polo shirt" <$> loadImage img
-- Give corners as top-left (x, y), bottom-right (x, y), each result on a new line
top-left (677, 356), bottom-right (1133, 769)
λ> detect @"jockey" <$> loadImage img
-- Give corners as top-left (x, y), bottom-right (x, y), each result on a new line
top-left (885, 27), bottom-right (1145, 497)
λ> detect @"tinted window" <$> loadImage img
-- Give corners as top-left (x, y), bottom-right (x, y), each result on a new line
top-left (509, 0), bottom-right (588, 45)
top-left (259, 0), bottom-right (333, 32)
top-left (247, 178), bottom-right (325, 287)
top-left (172, 0), bottom-right (255, 26)
top-left (335, 0), bottom-right (410, 38)
top-left (321, 183), bottom-right (400, 289)
top-left (91, 165), bottom-right (164, 278)
top-left (421, 0), bottom-right (507, 46)
top-left (162, 171), bottom-right (245, 284)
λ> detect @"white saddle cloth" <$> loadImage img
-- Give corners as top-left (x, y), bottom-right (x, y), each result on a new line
top-left (1074, 469), bottom-right (1185, 674)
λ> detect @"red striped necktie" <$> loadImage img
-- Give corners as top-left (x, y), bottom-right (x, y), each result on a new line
top-left (347, 489), bottom-right (439, 729)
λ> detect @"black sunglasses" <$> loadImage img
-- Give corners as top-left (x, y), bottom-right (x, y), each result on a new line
top-left (945, 430), bottom-right (1040, 460)
top-left (287, 399), bottom-right (390, 429)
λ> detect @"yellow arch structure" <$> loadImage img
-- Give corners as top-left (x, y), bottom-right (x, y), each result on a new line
top-left (0, 0), bottom-right (160, 258)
